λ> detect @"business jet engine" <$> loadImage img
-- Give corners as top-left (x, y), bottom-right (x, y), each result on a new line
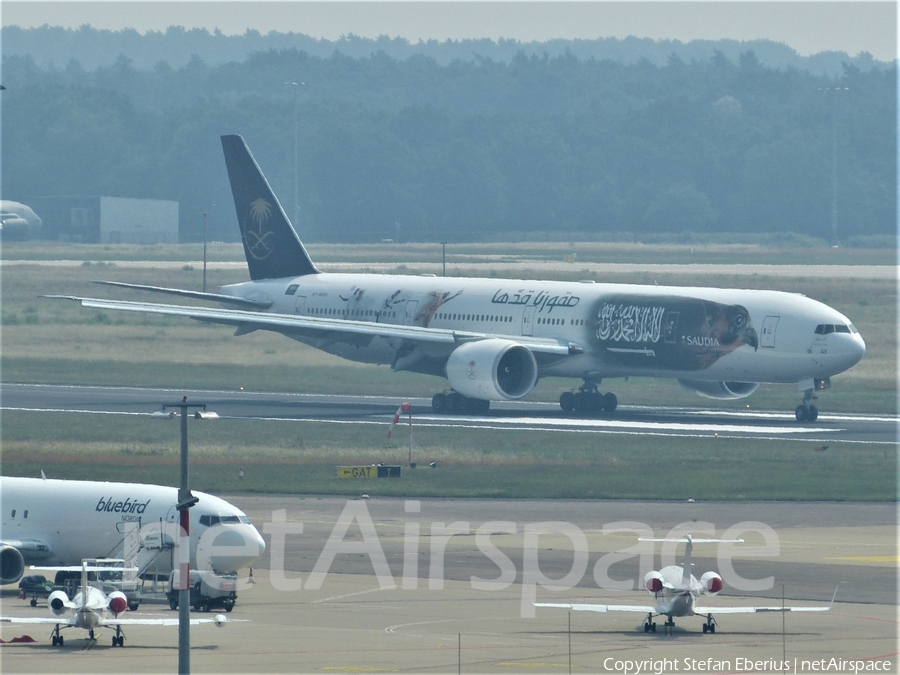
top-left (678, 379), bottom-right (759, 400)
top-left (48, 590), bottom-right (69, 616)
top-left (445, 339), bottom-right (538, 401)
top-left (700, 571), bottom-right (724, 595)
top-left (644, 571), bottom-right (665, 593)
top-left (108, 591), bottom-right (129, 616)
top-left (0, 544), bottom-right (25, 584)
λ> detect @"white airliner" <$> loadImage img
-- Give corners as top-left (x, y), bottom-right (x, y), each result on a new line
top-left (0, 476), bottom-right (265, 588)
top-left (535, 534), bottom-right (836, 634)
top-left (52, 135), bottom-right (866, 421)
top-left (0, 559), bottom-right (229, 646)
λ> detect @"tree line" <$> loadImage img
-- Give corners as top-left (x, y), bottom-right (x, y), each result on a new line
top-left (1, 31), bottom-right (896, 245)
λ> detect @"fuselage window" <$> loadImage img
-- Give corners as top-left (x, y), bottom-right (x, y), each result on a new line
top-left (23, 510), bottom-right (28, 518)
top-left (10, 509), bottom-right (15, 518)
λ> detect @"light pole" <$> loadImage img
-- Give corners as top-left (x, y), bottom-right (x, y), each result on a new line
top-left (284, 81), bottom-right (306, 233)
top-left (159, 397), bottom-right (217, 675)
top-left (818, 86), bottom-right (849, 247)
top-left (202, 212), bottom-right (208, 293)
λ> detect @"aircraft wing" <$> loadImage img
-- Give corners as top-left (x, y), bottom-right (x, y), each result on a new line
top-left (0, 616), bottom-right (76, 625)
top-left (98, 617), bottom-right (242, 626)
top-left (47, 296), bottom-right (576, 356)
top-left (533, 602), bottom-right (654, 613)
top-left (695, 586), bottom-right (838, 614)
top-left (693, 604), bottom-right (831, 614)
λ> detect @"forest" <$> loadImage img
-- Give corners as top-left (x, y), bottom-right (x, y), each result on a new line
top-left (1, 26), bottom-right (896, 245)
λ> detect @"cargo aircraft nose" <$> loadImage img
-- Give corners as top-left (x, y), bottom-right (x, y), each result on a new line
top-left (199, 522), bottom-right (267, 573)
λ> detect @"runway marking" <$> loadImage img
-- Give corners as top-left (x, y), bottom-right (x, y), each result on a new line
top-left (311, 586), bottom-right (397, 604)
top-left (826, 555), bottom-right (900, 564)
top-left (416, 414), bottom-right (826, 435)
top-left (320, 668), bottom-right (397, 673)
top-left (496, 662), bottom-right (567, 669)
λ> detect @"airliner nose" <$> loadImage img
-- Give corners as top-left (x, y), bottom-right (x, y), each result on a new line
top-left (834, 331), bottom-right (866, 373)
top-left (201, 524), bottom-right (266, 573)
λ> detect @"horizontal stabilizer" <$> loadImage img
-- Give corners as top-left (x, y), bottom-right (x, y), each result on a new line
top-left (91, 281), bottom-right (273, 309)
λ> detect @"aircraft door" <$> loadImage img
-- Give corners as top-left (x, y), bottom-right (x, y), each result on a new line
top-left (404, 300), bottom-right (419, 326)
top-left (294, 295), bottom-right (307, 314)
top-left (761, 315), bottom-right (780, 348)
top-left (522, 306), bottom-right (536, 336)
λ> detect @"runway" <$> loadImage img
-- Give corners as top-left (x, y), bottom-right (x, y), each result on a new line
top-left (1, 383), bottom-right (896, 444)
top-left (1, 497), bottom-right (896, 673)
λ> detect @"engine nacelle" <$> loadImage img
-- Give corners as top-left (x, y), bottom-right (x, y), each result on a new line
top-left (644, 571), bottom-right (664, 593)
top-left (0, 545), bottom-right (25, 585)
top-left (107, 591), bottom-right (128, 616)
top-left (48, 590), bottom-right (69, 616)
top-left (678, 379), bottom-right (760, 400)
top-left (445, 339), bottom-right (538, 401)
top-left (700, 571), bottom-right (724, 595)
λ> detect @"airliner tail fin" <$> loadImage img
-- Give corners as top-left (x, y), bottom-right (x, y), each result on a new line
top-left (220, 134), bottom-right (318, 280)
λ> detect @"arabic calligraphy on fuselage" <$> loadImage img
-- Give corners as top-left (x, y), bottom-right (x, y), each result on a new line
top-left (491, 289), bottom-right (580, 313)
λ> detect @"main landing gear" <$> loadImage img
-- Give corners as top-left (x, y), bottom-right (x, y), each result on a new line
top-left (51, 624), bottom-right (64, 646)
top-left (111, 626), bottom-right (125, 647)
top-left (432, 390), bottom-right (490, 415)
top-left (559, 382), bottom-right (617, 414)
top-left (701, 614), bottom-right (717, 633)
top-left (642, 613), bottom-right (657, 633)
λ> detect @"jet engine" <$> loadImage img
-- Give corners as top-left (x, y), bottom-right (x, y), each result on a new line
top-left (644, 571), bottom-right (665, 593)
top-left (48, 590), bottom-right (69, 616)
top-left (108, 591), bottom-right (129, 616)
top-left (445, 339), bottom-right (538, 401)
top-left (678, 379), bottom-right (759, 400)
top-left (0, 545), bottom-right (25, 585)
top-left (700, 571), bottom-right (724, 595)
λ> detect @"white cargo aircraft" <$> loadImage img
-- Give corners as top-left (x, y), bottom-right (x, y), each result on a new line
top-left (0, 476), bottom-right (265, 587)
top-left (0, 559), bottom-right (229, 646)
top-left (52, 135), bottom-right (866, 421)
top-left (535, 534), bottom-right (837, 634)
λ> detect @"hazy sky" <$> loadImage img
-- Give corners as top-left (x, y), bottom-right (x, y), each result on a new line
top-left (3, 1), bottom-right (897, 61)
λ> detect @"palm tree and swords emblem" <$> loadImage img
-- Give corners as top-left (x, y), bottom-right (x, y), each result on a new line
top-left (244, 198), bottom-right (276, 260)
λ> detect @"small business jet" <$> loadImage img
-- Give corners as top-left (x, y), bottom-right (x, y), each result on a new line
top-left (51, 135), bottom-right (866, 421)
top-left (535, 534), bottom-right (836, 634)
top-left (0, 476), bottom-right (265, 587)
top-left (0, 559), bottom-right (228, 646)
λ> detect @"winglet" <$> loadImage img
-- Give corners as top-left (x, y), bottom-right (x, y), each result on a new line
top-left (221, 134), bottom-right (319, 281)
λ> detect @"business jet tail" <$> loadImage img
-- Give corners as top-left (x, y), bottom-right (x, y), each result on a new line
top-left (221, 134), bottom-right (319, 281)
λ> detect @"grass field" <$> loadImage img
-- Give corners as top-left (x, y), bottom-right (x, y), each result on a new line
top-left (1, 242), bottom-right (896, 501)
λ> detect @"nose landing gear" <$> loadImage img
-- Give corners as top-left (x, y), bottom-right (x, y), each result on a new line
top-left (794, 378), bottom-right (831, 422)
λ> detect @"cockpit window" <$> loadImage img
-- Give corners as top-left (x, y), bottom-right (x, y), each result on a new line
top-left (815, 324), bottom-right (855, 335)
top-left (200, 514), bottom-right (250, 526)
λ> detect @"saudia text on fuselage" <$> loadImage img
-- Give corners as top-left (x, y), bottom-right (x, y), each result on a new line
top-left (95, 496), bottom-right (151, 515)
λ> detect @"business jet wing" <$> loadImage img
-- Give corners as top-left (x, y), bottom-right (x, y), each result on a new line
top-left (0, 616), bottom-right (78, 625)
top-left (99, 616), bottom-right (243, 626)
top-left (533, 602), bottom-right (657, 613)
top-left (0, 615), bottom-right (241, 626)
top-left (695, 585), bottom-right (838, 614)
top-left (47, 295), bottom-right (575, 356)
